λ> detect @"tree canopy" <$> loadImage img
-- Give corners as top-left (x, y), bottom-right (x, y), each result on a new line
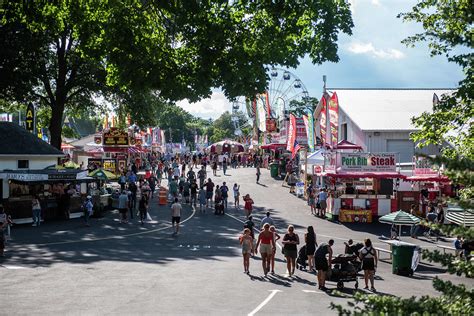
top-left (0, 0), bottom-right (353, 149)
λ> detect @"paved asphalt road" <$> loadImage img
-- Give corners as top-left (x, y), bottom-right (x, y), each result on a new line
top-left (1, 167), bottom-right (472, 315)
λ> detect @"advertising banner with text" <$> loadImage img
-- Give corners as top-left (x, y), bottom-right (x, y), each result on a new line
top-left (341, 152), bottom-right (396, 172)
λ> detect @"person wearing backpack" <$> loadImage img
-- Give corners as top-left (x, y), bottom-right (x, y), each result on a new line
top-left (359, 238), bottom-right (378, 292)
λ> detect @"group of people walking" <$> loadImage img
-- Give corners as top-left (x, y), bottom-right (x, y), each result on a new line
top-left (239, 218), bottom-right (378, 292)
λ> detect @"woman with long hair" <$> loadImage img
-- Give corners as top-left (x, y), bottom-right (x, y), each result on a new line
top-left (239, 228), bottom-right (254, 274)
top-left (282, 225), bottom-right (299, 277)
top-left (305, 226), bottom-right (318, 272)
top-left (256, 223), bottom-right (275, 276)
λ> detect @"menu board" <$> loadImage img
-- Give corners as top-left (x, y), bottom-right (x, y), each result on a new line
top-left (103, 128), bottom-right (129, 146)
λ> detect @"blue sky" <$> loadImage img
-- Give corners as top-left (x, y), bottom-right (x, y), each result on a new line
top-left (177, 0), bottom-right (464, 119)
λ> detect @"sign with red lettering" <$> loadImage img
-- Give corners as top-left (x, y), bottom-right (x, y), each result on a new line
top-left (341, 152), bottom-right (396, 172)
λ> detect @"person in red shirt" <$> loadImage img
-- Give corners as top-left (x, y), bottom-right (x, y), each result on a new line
top-left (256, 223), bottom-right (275, 276)
top-left (243, 194), bottom-right (254, 218)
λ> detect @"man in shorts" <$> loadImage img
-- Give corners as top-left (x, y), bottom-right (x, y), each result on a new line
top-left (318, 188), bottom-right (328, 217)
top-left (118, 191), bottom-right (129, 223)
top-left (171, 198), bottom-right (182, 236)
top-left (205, 178), bottom-right (214, 207)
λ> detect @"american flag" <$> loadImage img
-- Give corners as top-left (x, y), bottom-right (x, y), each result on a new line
top-left (292, 139), bottom-right (301, 159)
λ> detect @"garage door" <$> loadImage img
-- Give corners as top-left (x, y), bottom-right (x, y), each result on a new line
top-left (387, 139), bottom-right (414, 163)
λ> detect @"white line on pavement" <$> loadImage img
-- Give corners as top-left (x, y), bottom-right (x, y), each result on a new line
top-left (248, 289), bottom-right (281, 316)
top-left (29, 205), bottom-right (197, 246)
top-left (302, 290), bottom-right (324, 294)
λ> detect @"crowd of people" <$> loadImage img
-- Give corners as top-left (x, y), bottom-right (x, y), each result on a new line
top-left (238, 217), bottom-right (379, 292)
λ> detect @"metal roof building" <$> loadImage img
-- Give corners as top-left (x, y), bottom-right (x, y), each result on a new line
top-left (330, 88), bottom-right (455, 162)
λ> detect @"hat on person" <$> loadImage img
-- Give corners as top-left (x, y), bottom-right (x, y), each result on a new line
top-left (86, 195), bottom-right (92, 199)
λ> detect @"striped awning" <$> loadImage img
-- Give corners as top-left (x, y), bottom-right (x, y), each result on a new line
top-left (446, 208), bottom-right (474, 227)
top-left (128, 147), bottom-right (142, 154)
top-left (379, 210), bottom-right (420, 226)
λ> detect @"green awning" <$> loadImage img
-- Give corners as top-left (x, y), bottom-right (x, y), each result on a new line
top-left (379, 210), bottom-right (420, 226)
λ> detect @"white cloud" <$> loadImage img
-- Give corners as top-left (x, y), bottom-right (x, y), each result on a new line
top-left (347, 41), bottom-right (406, 60)
top-left (176, 91), bottom-right (233, 120)
top-left (371, 0), bottom-right (381, 6)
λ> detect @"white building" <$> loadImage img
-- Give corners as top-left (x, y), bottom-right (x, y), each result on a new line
top-left (332, 88), bottom-right (454, 163)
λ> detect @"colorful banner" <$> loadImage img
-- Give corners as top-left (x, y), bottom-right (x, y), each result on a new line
top-left (265, 91), bottom-right (272, 117)
top-left (319, 97), bottom-right (327, 145)
top-left (341, 152), bottom-right (397, 172)
top-left (307, 110), bottom-right (315, 152)
top-left (256, 95), bottom-right (266, 132)
top-left (329, 92), bottom-right (339, 146)
top-left (303, 112), bottom-right (315, 152)
top-left (286, 114), bottom-right (296, 152)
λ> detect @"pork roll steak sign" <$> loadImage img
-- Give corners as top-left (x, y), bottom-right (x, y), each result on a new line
top-left (341, 152), bottom-right (396, 172)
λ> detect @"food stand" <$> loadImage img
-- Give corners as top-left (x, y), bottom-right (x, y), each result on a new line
top-left (321, 152), bottom-right (403, 222)
top-left (1, 169), bottom-right (96, 222)
top-left (399, 156), bottom-right (451, 216)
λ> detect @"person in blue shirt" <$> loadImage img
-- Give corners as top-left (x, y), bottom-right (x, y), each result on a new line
top-left (128, 172), bottom-right (137, 184)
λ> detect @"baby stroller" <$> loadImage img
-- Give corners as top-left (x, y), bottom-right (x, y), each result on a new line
top-left (214, 199), bottom-right (225, 215)
top-left (330, 254), bottom-right (361, 290)
top-left (297, 245), bottom-right (308, 270)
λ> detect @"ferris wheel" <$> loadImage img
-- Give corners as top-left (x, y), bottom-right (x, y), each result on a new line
top-left (231, 97), bottom-right (252, 137)
top-left (230, 67), bottom-right (310, 137)
top-left (265, 67), bottom-right (310, 122)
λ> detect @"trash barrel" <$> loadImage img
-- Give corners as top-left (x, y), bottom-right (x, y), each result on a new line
top-left (392, 243), bottom-right (416, 276)
top-left (270, 163), bottom-right (279, 178)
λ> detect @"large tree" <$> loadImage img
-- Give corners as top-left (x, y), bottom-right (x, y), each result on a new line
top-left (0, 0), bottom-right (353, 149)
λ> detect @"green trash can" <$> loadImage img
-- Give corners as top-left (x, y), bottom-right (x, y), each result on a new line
top-left (270, 163), bottom-right (279, 178)
top-left (392, 243), bottom-right (416, 276)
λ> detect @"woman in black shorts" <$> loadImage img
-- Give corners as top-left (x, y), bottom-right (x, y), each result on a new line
top-left (282, 225), bottom-right (299, 277)
top-left (359, 238), bottom-right (377, 291)
top-left (314, 239), bottom-right (334, 290)
top-left (305, 226), bottom-right (318, 272)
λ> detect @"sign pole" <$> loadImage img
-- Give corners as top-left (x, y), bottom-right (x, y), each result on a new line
top-left (303, 148), bottom-right (308, 198)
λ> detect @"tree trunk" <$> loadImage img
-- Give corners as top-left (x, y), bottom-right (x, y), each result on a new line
top-left (49, 103), bottom-right (65, 150)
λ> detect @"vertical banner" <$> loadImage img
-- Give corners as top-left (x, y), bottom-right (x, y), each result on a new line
top-left (319, 97), bottom-right (327, 145)
top-left (161, 129), bottom-right (166, 145)
top-left (265, 91), bottom-right (272, 117)
top-left (307, 110), bottom-right (315, 152)
top-left (25, 103), bottom-right (35, 132)
top-left (286, 114), bottom-right (296, 152)
top-left (257, 96), bottom-right (267, 132)
top-left (302, 114), bottom-right (310, 144)
top-left (329, 92), bottom-right (339, 146)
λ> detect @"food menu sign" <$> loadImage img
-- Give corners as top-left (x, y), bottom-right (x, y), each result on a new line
top-left (103, 128), bottom-right (129, 146)
top-left (413, 156), bottom-right (438, 176)
top-left (341, 152), bottom-right (396, 172)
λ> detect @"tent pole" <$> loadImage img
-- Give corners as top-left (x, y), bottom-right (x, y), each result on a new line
top-left (399, 225), bottom-right (402, 240)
